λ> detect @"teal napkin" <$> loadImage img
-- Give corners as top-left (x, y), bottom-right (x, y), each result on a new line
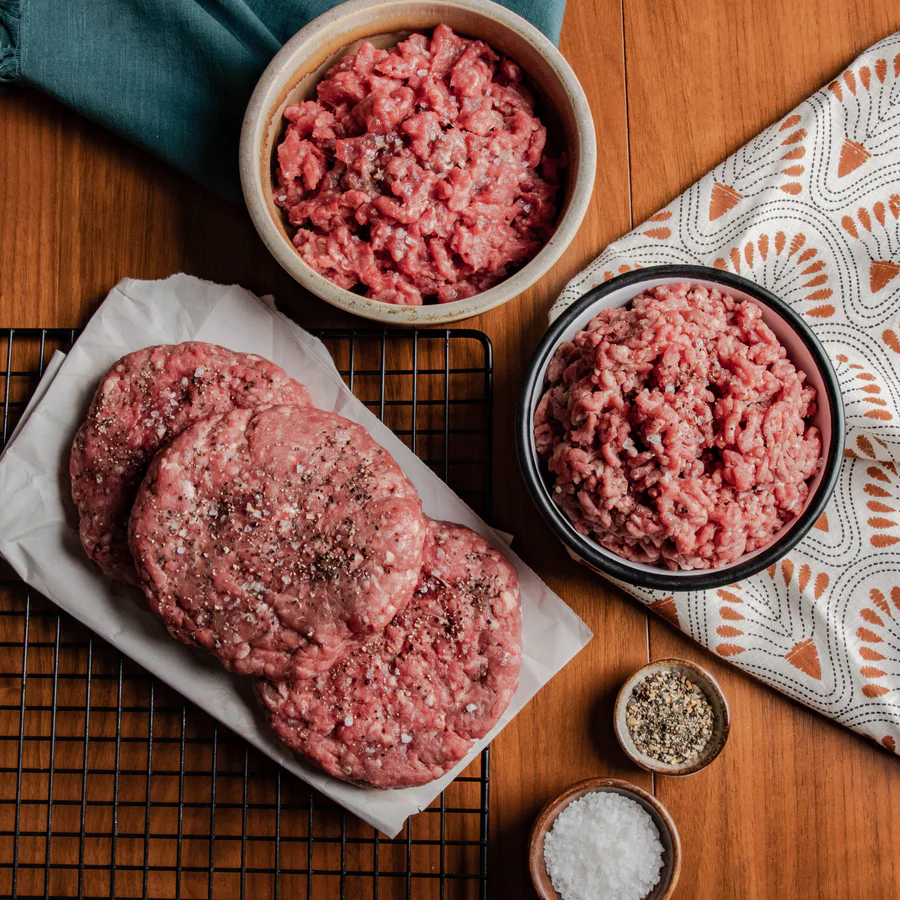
top-left (0, 0), bottom-right (566, 202)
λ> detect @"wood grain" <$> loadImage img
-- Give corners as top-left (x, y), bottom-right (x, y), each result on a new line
top-left (1, 0), bottom-right (900, 896)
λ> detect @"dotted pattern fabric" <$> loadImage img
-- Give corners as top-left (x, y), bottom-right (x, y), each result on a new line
top-left (551, 32), bottom-right (900, 755)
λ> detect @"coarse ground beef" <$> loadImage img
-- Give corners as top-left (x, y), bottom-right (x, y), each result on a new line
top-left (274, 23), bottom-right (564, 306)
top-left (129, 405), bottom-right (427, 679)
top-left (255, 519), bottom-right (522, 788)
top-left (70, 343), bottom-right (312, 585)
top-left (534, 283), bottom-right (822, 571)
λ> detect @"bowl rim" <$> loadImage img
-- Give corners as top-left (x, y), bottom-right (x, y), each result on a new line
top-left (238, 0), bottom-right (597, 326)
top-left (516, 264), bottom-right (846, 591)
top-left (528, 776), bottom-right (682, 900)
top-left (613, 657), bottom-right (731, 776)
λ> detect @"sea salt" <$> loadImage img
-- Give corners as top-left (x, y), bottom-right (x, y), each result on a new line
top-left (543, 792), bottom-right (664, 900)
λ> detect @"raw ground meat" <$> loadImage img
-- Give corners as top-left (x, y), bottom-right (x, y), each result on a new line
top-left (534, 283), bottom-right (822, 571)
top-left (129, 405), bottom-right (427, 679)
top-left (70, 343), bottom-right (312, 585)
top-left (274, 23), bottom-right (564, 306)
top-left (255, 519), bottom-right (522, 788)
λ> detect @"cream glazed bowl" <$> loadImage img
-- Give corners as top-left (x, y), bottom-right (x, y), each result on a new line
top-left (239, 0), bottom-right (596, 325)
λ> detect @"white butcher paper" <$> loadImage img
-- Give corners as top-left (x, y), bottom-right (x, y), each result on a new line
top-left (0, 274), bottom-right (592, 837)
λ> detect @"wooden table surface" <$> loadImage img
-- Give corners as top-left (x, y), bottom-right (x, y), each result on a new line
top-left (3, 0), bottom-right (900, 896)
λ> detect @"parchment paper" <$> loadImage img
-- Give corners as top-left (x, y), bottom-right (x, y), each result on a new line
top-left (0, 274), bottom-right (591, 836)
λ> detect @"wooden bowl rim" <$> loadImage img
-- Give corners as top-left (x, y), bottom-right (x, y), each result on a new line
top-left (529, 776), bottom-right (683, 900)
top-left (613, 657), bottom-right (732, 776)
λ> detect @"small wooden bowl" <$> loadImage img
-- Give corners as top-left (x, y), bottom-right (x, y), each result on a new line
top-left (529, 777), bottom-right (681, 900)
top-left (614, 658), bottom-right (731, 776)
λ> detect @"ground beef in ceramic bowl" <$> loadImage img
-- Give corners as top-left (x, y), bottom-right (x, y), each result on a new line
top-left (273, 24), bottom-right (564, 306)
top-left (533, 283), bottom-right (823, 571)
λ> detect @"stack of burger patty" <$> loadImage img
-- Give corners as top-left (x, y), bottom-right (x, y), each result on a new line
top-left (70, 343), bottom-right (522, 789)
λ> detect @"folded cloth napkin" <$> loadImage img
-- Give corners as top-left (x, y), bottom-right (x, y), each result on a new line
top-left (552, 31), bottom-right (900, 755)
top-left (0, 0), bottom-right (565, 202)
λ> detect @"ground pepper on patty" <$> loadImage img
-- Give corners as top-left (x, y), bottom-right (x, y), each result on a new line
top-left (255, 519), bottom-right (522, 789)
top-left (128, 405), bottom-right (427, 679)
top-left (70, 343), bottom-right (312, 585)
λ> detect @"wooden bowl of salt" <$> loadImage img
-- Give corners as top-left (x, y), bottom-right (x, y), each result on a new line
top-left (529, 777), bottom-right (681, 900)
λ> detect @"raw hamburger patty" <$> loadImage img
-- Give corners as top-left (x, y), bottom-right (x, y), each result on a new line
top-left (254, 519), bottom-right (522, 789)
top-left (274, 23), bottom-right (564, 306)
top-left (534, 283), bottom-right (822, 571)
top-left (70, 343), bottom-right (312, 585)
top-left (129, 405), bottom-right (427, 679)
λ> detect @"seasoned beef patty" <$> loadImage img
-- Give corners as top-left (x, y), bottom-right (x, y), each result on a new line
top-left (70, 343), bottom-right (312, 584)
top-left (254, 520), bottom-right (522, 789)
top-left (129, 405), bottom-right (427, 679)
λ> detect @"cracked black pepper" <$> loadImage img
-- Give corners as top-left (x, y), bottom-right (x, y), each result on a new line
top-left (625, 668), bottom-right (714, 765)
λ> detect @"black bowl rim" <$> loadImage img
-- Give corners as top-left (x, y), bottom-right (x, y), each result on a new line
top-left (516, 264), bottom-right (846, 592)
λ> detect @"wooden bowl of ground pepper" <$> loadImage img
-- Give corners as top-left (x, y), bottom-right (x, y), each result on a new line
top-left (614, 658), bottom-right (730, 776)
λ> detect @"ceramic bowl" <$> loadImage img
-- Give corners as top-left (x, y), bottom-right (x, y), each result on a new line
top-left (614, 657), bottom-right (731, 776)
top-left (529, 777), bottom-right (682, 900)
top-left (239, 0), bottom-right (596, 325)
top-left (516, 264), bottom-right (845, 592)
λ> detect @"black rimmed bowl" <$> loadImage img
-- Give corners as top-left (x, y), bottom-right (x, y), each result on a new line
top-left (516, 265), bottom-right (845, 592)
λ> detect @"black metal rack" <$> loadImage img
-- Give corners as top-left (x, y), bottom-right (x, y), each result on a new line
top-left (0, 327), bottom-right (494, 900)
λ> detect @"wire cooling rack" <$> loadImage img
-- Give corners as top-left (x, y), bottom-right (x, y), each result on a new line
top-left (0, 327), bottom-right (493, 900)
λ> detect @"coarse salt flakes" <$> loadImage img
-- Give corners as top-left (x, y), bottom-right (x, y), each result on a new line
top-left (543, 791), bottom-right (664, 900)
